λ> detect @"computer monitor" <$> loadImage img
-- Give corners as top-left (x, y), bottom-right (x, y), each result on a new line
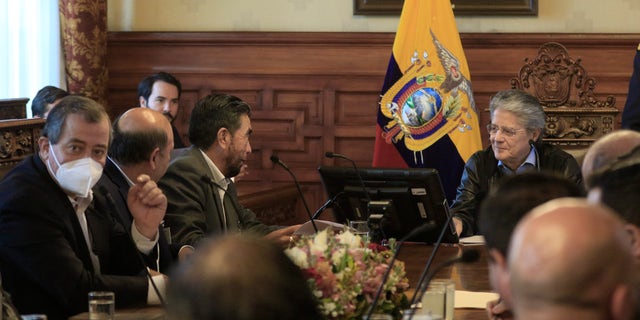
top-left (317, 166), bottom-right (458, 244)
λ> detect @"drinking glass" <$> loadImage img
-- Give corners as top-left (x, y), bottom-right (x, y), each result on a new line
top-left (349, 220), bottom-right (370, 241)
top-left (88, 291), bottom-right (115, 320)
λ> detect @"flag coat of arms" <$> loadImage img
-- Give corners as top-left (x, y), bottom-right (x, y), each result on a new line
top-left (372, 0), bottom-right (482, 202)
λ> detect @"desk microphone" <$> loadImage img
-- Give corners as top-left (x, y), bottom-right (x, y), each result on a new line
top-left (325, 152), bottom-right (372, 203)
top-left (200, 175), bottom-right (244, 231)
top-left (99, 186), bottom-right (167, 307)
top-left (312, 191), bottom-right (344, 220)
top-left (409, 201), bottom-right (457, 308)
top-left (364, 221), bottom-right (437, 320)
top-left (406, 249), bottom-right (480, 320)
top-left (270, 154), bottom-right (318, 233)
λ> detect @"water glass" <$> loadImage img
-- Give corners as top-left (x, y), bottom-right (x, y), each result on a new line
top-left (429, 279), bottom-right (455, 320)
top-left (420, 283), bottom-right (445, 318)
top-left (349, 220), bottom-right (370, 241)
top-left (363, 314), bottom-right (393, 320)
top-left (402, 308), bottom-right (442, 320)
top-left (88, 291), bottom-right (115, 320)
top-left (20, 316), bottom-right (48, 320)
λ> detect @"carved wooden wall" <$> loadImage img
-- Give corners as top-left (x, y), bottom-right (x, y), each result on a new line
top-left (0, 118), bottom-right (45, 178)
top-left (107, 32), bottom-right (638, 223)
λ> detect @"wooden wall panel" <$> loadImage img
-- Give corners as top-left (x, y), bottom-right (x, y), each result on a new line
top-left (107, 32), bottom-right (639, 224)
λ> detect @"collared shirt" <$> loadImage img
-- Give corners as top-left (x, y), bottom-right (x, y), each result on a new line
top-left (198, 148), bottom-right (231, 230)
top-left (498, 146), bottom-right (537, 175)
top-left (69, 194), bottom-right (101, 274)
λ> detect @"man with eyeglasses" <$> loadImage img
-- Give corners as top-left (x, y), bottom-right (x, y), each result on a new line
top-left (450, 89), bottom-right (582, 237)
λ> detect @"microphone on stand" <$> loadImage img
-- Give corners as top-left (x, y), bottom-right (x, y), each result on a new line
top-left (324, 152), bottom-right (372, 203)
top-left (270, 154), bottom-right (318, 233)
top-left (406, 249), bottom-right (480, 320)
top-left (364, 221), bottom-right (437, 320)
top-left (312, 191), bottom-right (344, 220)
top-left (98, 186), bottom-right (167, 307)
top-left (409, 202), bottom-right (457, 309)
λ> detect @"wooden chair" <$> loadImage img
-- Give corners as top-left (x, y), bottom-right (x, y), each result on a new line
top-left (0, 118), bottom-right (45, 178)
top-left (510, 42), bottom-right (618, 154)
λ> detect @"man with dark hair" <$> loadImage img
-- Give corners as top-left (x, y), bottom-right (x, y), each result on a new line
top-left (31, 85), bottom-right (69, 118)
top-left (159, 94), bottom-right (299, 248)
top-left (0, 95), bottom-right (167, 318)
top-left (137, 71), bottom-right (186, 148)
top-left (167, 234), bottom-right (323, 320)
top-left (93, 107), bottom-right (185, 272)
top-left (478, 172), bottom-right (584, 320)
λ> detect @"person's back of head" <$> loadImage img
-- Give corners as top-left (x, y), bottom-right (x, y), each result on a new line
top-left (479, 171), bottom-right (584, 257)
top-left (588, 146), bottom-right (640, 228)
top-left (509, 198), bottom-right (634, 320)
top-left (167, 234), bottom-right (322, 320)
top-left (31, 85), bottom-right (69, 118)
top-left (582, 130), bottom-right (640, 188)
top-left (109, 108), bottom-right (173, 181)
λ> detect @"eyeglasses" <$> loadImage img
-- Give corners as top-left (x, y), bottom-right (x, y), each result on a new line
top-left (486, 124), bottom-right (526, 137)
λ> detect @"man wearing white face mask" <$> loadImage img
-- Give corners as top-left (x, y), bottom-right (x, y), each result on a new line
top-left (0, 95), bottom-right (167, 319)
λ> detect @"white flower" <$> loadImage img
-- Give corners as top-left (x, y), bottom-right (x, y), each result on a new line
top-left (310, 228), bottom-right (329, 254)
top-left (331, 247), bottom-right (347, 266)
top-left (336, 229), bottom-right (362, 248)
top-left (285, 246), bottom-right (309, 269)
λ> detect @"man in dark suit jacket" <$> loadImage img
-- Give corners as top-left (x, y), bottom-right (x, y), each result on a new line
top-left (159, 94), bottom-right (299, 249)
top-left (93, 107), bottom-right (182, 272)
top-left (0, 96), bottom-right (167, 319)
top-left (622, 44), bottom-right (640, 131)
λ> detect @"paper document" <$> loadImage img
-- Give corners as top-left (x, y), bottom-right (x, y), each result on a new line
top-left (459, 235), bottom-right (485, 245)
top-left (294, 219), bottom-right (348, 235)
top-left (455, 290), bottom-right (499, 309)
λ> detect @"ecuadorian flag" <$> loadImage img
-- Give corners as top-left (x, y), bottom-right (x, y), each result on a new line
top-left (372, 0), bottom-right (482, 203)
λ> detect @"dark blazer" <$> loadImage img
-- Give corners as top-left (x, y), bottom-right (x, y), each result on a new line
top-left (93, 158), bottom-right (176, 272)
top-left (450, 143), bottom-right (583, 236)
top-left (158, 147), bottom-right (278, 247)
top-left (0, 155), bottom-right (148, 320)
top-left (622, 46), bottom-right (640, 131)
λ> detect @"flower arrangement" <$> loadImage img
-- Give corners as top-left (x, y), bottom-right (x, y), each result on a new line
top-left (285, 228), bottom-right (410, 320)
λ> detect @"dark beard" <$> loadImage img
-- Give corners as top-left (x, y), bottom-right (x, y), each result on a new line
top-left (226, 165), bottom-right (241, 178)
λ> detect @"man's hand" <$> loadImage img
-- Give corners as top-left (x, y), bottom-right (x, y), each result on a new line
top-left (128, 174), bottom-right (167, 239)
top-left (264, 224), bottom-right (302, 248)
top-left (486, 298), bottom-right (513, 320)
top-left (453, 217), bottom-right (463, 236)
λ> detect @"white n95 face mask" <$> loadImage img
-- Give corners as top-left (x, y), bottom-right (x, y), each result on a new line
top-left (48, 145), bottom-right (103, 198)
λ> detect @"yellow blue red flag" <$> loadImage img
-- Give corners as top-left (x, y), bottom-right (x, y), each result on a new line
top-left (372, 0), bottom-right (482, 202)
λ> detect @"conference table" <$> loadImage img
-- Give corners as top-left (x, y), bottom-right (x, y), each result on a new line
top-left (70, 243), bottom-right (492, 320)
top-left (397, 242), bottom-right (492, 320)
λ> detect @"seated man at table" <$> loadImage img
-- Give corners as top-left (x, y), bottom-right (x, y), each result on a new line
top-left (167, 233), bottom-right (322, 320)
top-left (158, 94), bottom-right (298, 248)
top-left (450, 89), bottom-right (582, 237)
top-left (478, 172), bottom-right (584, 320)
top-left (508, 198), bottom-right (635, 320)
top-left (93, 107), bottom-right (187, 272)
top-left (138, 71), bottom-right (186, 148)
top-left (0, 95), bottom-right (167, 318)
